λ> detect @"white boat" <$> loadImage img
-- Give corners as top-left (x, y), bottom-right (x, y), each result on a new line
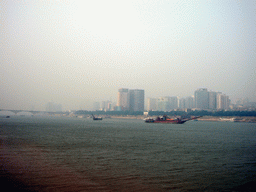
top-left (219, 117), bottom-right (235, 122)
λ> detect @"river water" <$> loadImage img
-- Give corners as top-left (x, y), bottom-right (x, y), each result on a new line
top-left (1, 116), bottom-right (256, 191)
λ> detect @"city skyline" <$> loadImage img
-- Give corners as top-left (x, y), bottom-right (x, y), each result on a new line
top-left (0, 86), bottom-right (253, 112)
top-left (1, 1), bottom-right (255, 111)
top-left (79, 87), bottom-right (250, 112)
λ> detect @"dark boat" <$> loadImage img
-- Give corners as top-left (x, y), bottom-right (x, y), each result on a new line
top-left (92, 114), bottom-right (103, 120)
top-left (145, 115), bottom-right (201, 124)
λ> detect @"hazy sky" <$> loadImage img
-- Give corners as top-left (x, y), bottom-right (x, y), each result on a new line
top-left (1, 0), bottom-right (255, 111)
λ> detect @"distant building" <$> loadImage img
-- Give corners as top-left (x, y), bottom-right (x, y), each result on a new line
top-left (147, 98), bottom-right (157, 111)
top-left (185, 96), bottom-right (194, 109)
top-left (169, 96), bottom-right (179, 110)
top-left (179, 98), bottom-right (186, 109)
top-left (148, 96), bottom-right (179, 111)
top-left (117, 88), bottom-right (129, 111)
top-left (194, 88), bottom-right (209, 110)
top-left (235, 98), bottom-right (249, 105)
top-left (117, 88), bottom-right (145, 111)
top-left (208, 91), bottom-right (217, 109)
top-left (101, 100), bottom-right (112, 111)
top-left (108, 103), bottom-right (112, 111)
top-left (194, 88), bottom-right (230, 110)
top-left (217, 93), bottom-right (230, 110)
top-left (129, 89), bottom-right (145, 111)
top-left (157, 97), bottom-right (171, 111)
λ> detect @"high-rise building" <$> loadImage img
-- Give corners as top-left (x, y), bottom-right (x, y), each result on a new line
top-left (194, 88), bottom-right (230, 110)
top-left (101, 100), bottom-right (112, 111)
top-left (185, 96), bottom-right (194, 109)
top-left (147, 98), bottom-right (157, 111)
top-left (194, 88), bottom-right (209, 109)
top-left (117, 88), bottom-right (129, 111)
top-left (217, 93), bottom-right (230, 110)
top-left (129, 89), bottom-right (145, 111)
top-left (208, 91), bottom-right (217, 109)
top-left (169, 96), bottom-right (179, 110)
top-left (179, 98), bottom-right (186, 109)
top-left (117, 88), bottom-right (145, 111)
top-left (157, 97), bottom-right (171, 111)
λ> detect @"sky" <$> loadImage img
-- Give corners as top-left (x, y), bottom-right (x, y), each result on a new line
top-left (1, 0), bottom-right (255, 111)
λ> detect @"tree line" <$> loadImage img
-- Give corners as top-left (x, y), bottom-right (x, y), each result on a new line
top-left (75, 110), bottom-right (256, 117)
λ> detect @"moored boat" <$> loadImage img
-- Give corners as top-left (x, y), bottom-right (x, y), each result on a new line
top-left (219, 117), bottom-right (235, 122)
top-left (92, 114), bottom-right (103, 120)
top-left (145, 115), bottom-right (201, 124)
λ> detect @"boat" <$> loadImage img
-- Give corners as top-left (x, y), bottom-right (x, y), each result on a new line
top-left (219, 117), bottom-right (235, 122)
top-left (144, 117), bottom-right (155, 123)
top-left (92, 114), bottom-right (103, 120)
top-left (145, 115), bottom-right (201, 124)
top-left (0, 115), bottom-right (10, 118)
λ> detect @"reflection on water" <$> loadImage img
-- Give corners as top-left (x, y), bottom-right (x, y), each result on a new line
top-left (1, 116), bottom-right (256, 191)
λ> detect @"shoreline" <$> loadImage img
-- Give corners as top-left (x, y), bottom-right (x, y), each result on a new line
top-left (197, 116), bottom-right (256, 123)
top-left (110, 115), bottom-right (256, 123)
top-left (3, 114), bottom-right (256, 123)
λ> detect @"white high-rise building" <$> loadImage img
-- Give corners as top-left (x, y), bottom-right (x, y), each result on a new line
top-left (217, 93), bottom-right (230, 110)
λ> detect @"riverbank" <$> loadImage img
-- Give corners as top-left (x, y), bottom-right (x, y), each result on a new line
top-left (197, 116), bottom-right (256, 123)
top-left (111, 115), bottom-right (256, 123)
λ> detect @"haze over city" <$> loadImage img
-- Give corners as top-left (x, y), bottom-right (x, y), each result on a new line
top-left (1, 0), bottom-right (255, 111)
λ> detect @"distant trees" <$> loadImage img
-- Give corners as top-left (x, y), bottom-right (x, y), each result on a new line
top-left (75, 110), bottom-right (144, 116)
top-left (75, 110), bottom-right (256, 117)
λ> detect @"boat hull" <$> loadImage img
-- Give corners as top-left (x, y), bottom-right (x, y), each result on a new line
top-left (93, 118), bottom-right (102, 120)
top-left (145, 120), bottom-right (186, 124)
top-left (91, 114), bottom-right (103, 120)
top-left (144, 115), bottom-right (202, 124)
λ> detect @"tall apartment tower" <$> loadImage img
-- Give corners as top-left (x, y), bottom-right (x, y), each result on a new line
top-left (169, 96), bottom-right (179, 110)
top-left (117, 88), bottom-right (129, 111)
top-left (208, 91), bottom-right (217, 109)
top-left (147, 98), bottom-right (157, 111)
top-left (101, 100), bottom-right (112, 111)
top-left (185, 96), bottom-right (195, 109)
top-left (129, 89), bottom-right (145, 111)
top-left (157, 97), bottom-right (171, 111)
top-left (179, 98), bottom-right (186, 109)
top-left (194, 88), bottom-right (209, 109)
top-left (217, 93), bottom-right (230, 110)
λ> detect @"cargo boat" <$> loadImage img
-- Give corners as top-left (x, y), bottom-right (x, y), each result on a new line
top-left (92, 114), bottom-right (103, 120)
top-left (145, 115), bottom-right (201, 124)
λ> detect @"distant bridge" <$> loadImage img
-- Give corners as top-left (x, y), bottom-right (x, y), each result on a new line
top-left (0, 109), bottom-right (70, 115)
